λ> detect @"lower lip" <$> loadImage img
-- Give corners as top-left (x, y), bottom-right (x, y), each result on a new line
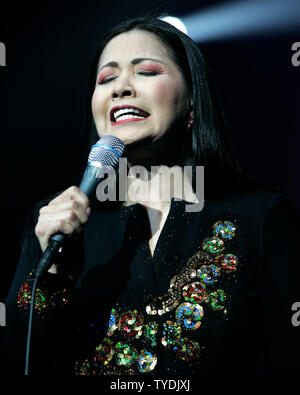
top-left (111, 116), bottom-right (150, 126)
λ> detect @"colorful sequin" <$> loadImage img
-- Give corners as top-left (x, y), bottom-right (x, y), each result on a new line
top-left (145, 322), bottom-right (159, 347)
top-left (115, 342), bottom-right (138, 367)
top-left (146, 289), bottom-right (180, 316)
top-left (119, 310), bottom-right (143, 339)
top-left (17, 283), bottom-right (33, 311)
top-left (202, 236), bottom-right (225, 254)
top-left (197, 264), bottom-right (221, 284)
top-left (94, 337), bottom-right (115, 366)
top-left (161, 321), bottom-right (182, 347)
top-left (76, 359), bottom-right (98, 376)
top-left (175, 303), bottom-right (204, 330)
top-left (215, 254), bottom-right (239, 273)
top-left (207, 289), bottom-right (226, 310)
top-left (17, 282), bottom-right (47, 313)
top-left (173, 337), bottom-right (201, 361)
top-left (137, 350), bottom-right (157, 373)
top-left (182, 282), bottom-right (207, 303)
top-left (107, 308), bottom-right (118, 337)
top-left (213, 221), bottom-right (236, 240)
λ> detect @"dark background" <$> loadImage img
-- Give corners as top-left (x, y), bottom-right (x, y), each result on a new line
top-left (1, 0), bottom-right (299, 300)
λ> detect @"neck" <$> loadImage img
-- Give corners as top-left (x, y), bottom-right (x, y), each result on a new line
top-left (123, 164), bottom-right (198, 210)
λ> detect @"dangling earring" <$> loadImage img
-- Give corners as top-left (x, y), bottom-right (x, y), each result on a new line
top-left (186, 116), bottom-right (193, 131)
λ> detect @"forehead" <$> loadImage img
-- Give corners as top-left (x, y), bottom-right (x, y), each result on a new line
top-left (99, 30), bottom-right (172, 65)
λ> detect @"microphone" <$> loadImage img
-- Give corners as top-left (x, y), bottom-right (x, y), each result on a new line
top-left (34, 135), bottom-right (125, 278)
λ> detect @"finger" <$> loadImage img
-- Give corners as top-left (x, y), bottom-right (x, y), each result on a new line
top-left (49, 186), bottom-right (89, 209)
top-left (35, 219), bottom-right (77, 252)
top-left (38, 210), bottom-right (82, 230)
top-left (40, 200), bottom-right (89, 225)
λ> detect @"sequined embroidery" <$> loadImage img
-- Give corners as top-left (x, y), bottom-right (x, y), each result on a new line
top-left (137, 350), bottom-right (157, 373)
top-left (17, 272), bottom-right (71, 316)
top-left (119, 310), bottom-right (143, 339)
top-left (213, 221), bottom-right (236, 240)
top-left (145, 322), bottom-right (158, 347)
top-left (115, 342), bottom-right (138, 367)
top-left (175, 302), bottom-right (204, 330)
top-left (215, 253), bottom-right (239, 273)
top-left (17, 282), bottom-right (48, 314)
top-left (182, 282), bottom-right (207, 303)
top-left (197, 264), bottom-right (221, 284)
top-left (76, 219), bottom-right (239, 375)
top-left (207, 289), bottom-right (227, 310)
top-left (107, 308), bottom-right (118, 337)
top-left (76, 359), bottom-right (98, 376)
top-left (202, 236), bottom-right (225, 254)
top-left (146, 251), bottom-right (213, 316)
top-left (173, 337), bottom-right (201, 361)
top-left (94, 337), bottom-right (115, 366)
top-left (161, 321), bottom-right (182, 347)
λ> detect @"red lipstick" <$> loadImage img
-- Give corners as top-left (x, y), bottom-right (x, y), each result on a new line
top-left (111, 117), bottom-right (149, 126)
top-left (110, 105), bottom-right (150, 124)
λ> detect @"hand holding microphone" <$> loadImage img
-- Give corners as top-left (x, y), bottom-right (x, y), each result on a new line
top-left (33, 135), bottom-right (125, 278)
top-left (35, 186), bottom-right (90, 253)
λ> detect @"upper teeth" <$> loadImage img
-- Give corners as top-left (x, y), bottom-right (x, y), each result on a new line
top-left (113, 107), bottom-right (148, 121)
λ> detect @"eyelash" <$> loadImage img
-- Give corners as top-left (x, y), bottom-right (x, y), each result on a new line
top-left (98, 71), bottom-right (159, 85)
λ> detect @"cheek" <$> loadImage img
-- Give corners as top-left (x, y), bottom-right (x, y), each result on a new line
top-left (91, 91), bottom-right (105, 119)
top-left (91, 91), bottom-right (98, 116)
top-left (91, 92), bottom-right (105, 137)
top-left (150, 82), bottom-right (172, 105)
top-left (152, 82), bottom-right (185, 112)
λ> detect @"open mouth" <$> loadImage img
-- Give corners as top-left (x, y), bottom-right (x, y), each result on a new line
top-left (110, 105), bottom-right (150, 124)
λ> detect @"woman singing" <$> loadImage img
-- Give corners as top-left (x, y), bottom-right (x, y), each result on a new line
top-left (2, 16), bottom-right (300, 376)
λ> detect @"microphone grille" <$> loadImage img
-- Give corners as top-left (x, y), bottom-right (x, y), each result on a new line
top-left (88, 135), bottom-right (125, 167)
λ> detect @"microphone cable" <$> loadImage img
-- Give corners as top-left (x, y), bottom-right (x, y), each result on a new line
top-left (24, 275), bottom-right (38, 375)
top-left (24, 239), bottom-right (62, 375)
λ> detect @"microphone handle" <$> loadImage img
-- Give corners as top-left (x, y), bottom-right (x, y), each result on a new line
top-left (34, 239), bottom-right (63, 278)
top-left (77, 164), bottom-right (104, 197)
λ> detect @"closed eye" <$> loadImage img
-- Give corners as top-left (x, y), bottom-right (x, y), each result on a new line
top-left (98, 76), bottom-right (117, 85)
top-left (137, 71), bottom-right (159, 76)
top-left (97, 71), bottom-right (159, 85)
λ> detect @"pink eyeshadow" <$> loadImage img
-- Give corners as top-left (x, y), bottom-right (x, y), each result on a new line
top-left (97, 70), bottom-right (114, 84)
top-left (139, 64), bottom-right (164, 73)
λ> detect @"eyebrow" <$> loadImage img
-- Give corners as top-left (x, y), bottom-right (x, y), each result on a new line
top-left (97, 57), bottom-right (166, 73)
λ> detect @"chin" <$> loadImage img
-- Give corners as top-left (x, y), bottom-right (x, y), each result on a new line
top-left (110, 129), bottom-right (150, 146)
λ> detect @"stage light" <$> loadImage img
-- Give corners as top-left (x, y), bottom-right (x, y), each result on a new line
top-left (181, 0), bottom-right (300, 42)
top-left (160, 16), bottom-right (188, 35)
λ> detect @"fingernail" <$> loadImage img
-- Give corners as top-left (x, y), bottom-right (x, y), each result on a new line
top-left (86, 207), bottom-right (91, 215)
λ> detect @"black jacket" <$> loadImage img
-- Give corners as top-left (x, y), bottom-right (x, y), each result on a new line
top-left (2, 188), bottom-right (300, 376)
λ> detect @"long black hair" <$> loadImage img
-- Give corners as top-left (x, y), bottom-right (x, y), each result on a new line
top-left (80, 16), bottom-right (274, 200)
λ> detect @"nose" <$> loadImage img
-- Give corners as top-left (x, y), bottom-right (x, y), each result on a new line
top-left (111, 73), bottom-right (136, 99)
